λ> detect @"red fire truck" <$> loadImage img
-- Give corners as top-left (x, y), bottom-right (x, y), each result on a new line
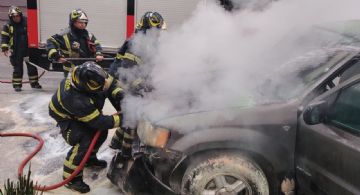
top-left (26, 0), bottom-right (208, 71)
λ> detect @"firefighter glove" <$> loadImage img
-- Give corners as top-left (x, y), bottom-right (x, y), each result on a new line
top-left (115, 90), bottom-right (125, 101)
top-left (114, 112), bottom-right (124, 127)
top-left (50, 50), bottom-right (63, 62)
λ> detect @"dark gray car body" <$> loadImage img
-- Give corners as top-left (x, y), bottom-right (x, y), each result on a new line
top-left (108, 22), bottom-right (360, 195)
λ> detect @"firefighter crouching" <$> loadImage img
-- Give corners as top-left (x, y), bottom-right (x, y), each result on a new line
top-left (46, 9), bottom-right (103, 78)
top-left (108, 12), bottom-right (166, 156)
top-left (48, 61), bottom-right (124, 193)
top-left (1, 6), bottom-right (42, 92)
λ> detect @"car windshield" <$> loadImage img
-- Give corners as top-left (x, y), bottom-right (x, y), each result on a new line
top-left (259, 51), bottom-right (341, 101)
top-left (256, 22), bottom-right (360, 102)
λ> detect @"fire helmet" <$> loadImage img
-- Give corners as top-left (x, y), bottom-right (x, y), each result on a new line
top-left (69, 9), bottom-right (89, 25)
top-left (71, 61), bottom-right (108, 93)
top-left (8, 6), bottom-right (22, 19)
top-left (136, 12), bottom-right (166, 32)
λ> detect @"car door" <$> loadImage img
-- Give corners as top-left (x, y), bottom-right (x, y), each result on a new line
top-left (296, 76), bottom-right (360, 195)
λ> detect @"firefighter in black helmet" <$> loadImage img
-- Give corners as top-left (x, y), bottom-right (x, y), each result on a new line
top-left (1, 6), bottom-right (42, 92)
top-left (46, 9), bottom-right (104, 78)
top-left (49, 61), bottom-right (124, 193)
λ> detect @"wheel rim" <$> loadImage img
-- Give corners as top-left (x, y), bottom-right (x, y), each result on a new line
top-left (201, 174), bottom-right (253, 195)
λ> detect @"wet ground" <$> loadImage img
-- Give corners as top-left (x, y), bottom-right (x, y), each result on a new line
top-left (0, 55), bottom-right (123, 195)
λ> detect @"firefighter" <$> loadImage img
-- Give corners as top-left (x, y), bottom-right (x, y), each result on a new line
top-left (46, 9), bottom-right (104, 78)
top-left (108, 12), bottom-right (166, 155)
top-left (108, 11), bottom-right (166, 78)
top-left (1, 6), bottom-right (42, 92)
top-left (49, 61), bottom-right (124, 193)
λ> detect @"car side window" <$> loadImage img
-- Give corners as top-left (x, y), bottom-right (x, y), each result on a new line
top-left (327, 82), bottom-right (360, 134)
top-left (323, 59), bottom-right (360, 92)
top-left (339, 61), bottom-right (360, 83)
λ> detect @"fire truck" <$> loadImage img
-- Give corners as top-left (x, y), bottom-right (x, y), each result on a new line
top-left (26, 0), bottom-right (223, 71)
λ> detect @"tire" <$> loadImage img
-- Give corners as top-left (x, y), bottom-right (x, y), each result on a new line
top-left (181, 152), bottom-right (269, 195)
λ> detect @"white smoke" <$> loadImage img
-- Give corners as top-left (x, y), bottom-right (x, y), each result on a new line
top-left (121, 0), bottom-right (360, 126)
top-left (230, 0), bottom-right (273, 11)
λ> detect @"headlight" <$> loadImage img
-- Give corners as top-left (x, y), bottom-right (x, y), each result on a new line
top-left (137, 120), bottom-right (170, 148)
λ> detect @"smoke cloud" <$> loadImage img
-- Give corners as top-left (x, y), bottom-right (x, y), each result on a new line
top-left (121, 0), bottom-right (360, 126)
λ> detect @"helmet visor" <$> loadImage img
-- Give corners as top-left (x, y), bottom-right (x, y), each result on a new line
top-left (77, 13), bottom-right (89, 23)
top-left (149, 12), bottom-right (165, 29)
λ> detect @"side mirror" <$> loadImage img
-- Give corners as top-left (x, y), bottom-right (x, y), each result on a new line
top-left (303, 101), bottom-right (328, 125)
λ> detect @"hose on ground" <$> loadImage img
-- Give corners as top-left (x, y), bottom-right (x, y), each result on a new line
top-left (0, 130), bottom-right (101, 191)
top-left (0, 70), bottom-right (46, 84)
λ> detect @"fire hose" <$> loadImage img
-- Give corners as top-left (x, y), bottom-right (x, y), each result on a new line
top-left (0, 57), bottom-right (46, 84)
top-left (0, 130), bottom-right (101, 191)
top-left (0, 57), bottom-right (115, 84)
top-left (63, 58), bottom-right (115, 61)
top-left (0, 70), bottom-right (46, 84)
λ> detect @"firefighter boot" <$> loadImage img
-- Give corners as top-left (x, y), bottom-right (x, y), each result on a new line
top-left (109, 138), bottom-right (122, 150)
top-left (109, 127), bottom-right (124, 150)
top-left (65, 179), bottom-right (90, 193)
top-left (14, 86), bottom-right (21, 92)
top-left (31, 82), bottom-right (42, 89)
top-left (85, 157), bottom-right (107, 169)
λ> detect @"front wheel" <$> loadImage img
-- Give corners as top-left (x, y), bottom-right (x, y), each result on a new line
top-left (181, 152), bottom-right (269, 195)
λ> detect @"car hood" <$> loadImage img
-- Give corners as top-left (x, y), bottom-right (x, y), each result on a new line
top-left (152, 99), bottom-right (299, 133)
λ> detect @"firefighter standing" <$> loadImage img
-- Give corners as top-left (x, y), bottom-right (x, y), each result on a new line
top-left (1, 6), bottom-right (42, 92)
top-left (108, 11), bottom-right (166, 79)
top-left (49, 61), bottom-right (124, 193)
top-left (46, 9), bottom-right (104, 78)
top-left (108, 11), bottom-right (166, 166)
top-left (108, 11), bottom-right (166, 98)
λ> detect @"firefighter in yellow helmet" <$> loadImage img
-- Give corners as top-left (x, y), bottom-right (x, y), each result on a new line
top-left (46, 9), bottom-right (104, 78)
top-left (108, 11), bottom-right (166, 153)
top-left (135, 11), bottom-right (167, 33)
top-left (1, 6), bottom-right (42, 91)
top-left (48, 61), bottom-right (124, 193)
top-left (108, 11), bottom-right (166, 76)
top-left (106, 12), bottom-right (166, 174)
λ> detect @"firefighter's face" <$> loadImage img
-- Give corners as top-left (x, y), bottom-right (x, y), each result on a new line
top-left (74, 21), bottom-right (87, 29)
top-left (11, 15), bottom-right (21, 23)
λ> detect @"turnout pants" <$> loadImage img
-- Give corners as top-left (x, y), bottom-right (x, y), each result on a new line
top-left (10, 55), bottom-right (39, 89)
top-left (110, 127), bottom-right (135, 158)
top-left (61, 121), bottom-right (108, 182)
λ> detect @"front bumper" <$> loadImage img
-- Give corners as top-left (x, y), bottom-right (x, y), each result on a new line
top-left (107, 155), bottom-right (176, 195)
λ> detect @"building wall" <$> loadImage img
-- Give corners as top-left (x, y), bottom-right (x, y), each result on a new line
top-left (0, 0), bottom-right (26, 27)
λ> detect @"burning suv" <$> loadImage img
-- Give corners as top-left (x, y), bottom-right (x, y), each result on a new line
top-left (108, 21), bottom-right (360, 195)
